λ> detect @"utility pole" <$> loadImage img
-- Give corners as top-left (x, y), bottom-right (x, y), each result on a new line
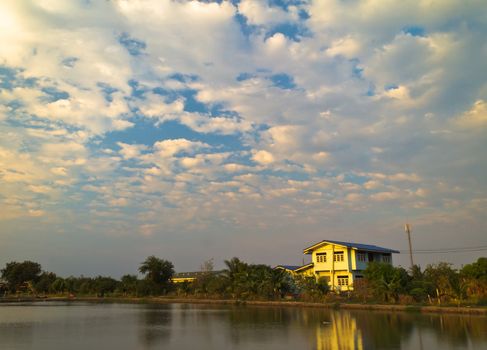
top-left (404, 223), bottom-right (414, 269)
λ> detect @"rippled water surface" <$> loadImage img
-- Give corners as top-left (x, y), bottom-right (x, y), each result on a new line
top-left (0, 302), bottom-right (485, 349)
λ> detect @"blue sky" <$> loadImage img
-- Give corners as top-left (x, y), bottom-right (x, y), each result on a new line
top-left (1, 0), bottom-right (486, 277)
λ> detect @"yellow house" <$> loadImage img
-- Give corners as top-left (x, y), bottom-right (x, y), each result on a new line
top-left (171, 271), bottom-right (224, 283)
top-left (283, 240), bottom-right (399, 291)
top-left (171, 272), bottom-right (201, 283)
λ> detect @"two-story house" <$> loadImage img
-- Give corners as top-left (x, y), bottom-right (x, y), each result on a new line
top-left (299, 239), bottom-right (399, 291)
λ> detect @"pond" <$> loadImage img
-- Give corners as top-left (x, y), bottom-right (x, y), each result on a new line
top-left (0, 302), bottom-right (485, 349)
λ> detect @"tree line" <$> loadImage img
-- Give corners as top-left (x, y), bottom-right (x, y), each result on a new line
top-left (1, 256), bottom-right (486, 305)
top-left (358, 258), bottom-right (487, 305)
top-left (0, 256), bottom-right (174, 297)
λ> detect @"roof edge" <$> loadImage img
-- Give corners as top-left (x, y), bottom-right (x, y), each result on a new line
top-left (303, 240), bottom-right (400, 254)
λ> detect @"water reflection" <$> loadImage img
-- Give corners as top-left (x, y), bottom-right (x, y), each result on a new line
top-left (146, 304), bottom-right (487, 350)
top-left (0, 302), bottom-right (485, 350)
top-left (312, 310), bottom-right (487, 350)
top-left (138, 304), bottom-right (173, 347)
top-left (316, 312), bottom-right (364, 350)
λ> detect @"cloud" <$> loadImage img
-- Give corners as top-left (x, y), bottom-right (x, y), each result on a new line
top-left (455, 100), bottom-right (487, 128)
top-left (28, 209), bottom-right (45, 217)
top-left (238, 0), bottom-right (295, 26)
top-left (370, 191), bottom-right (402, 202)
top-left (0, 0), bottom-right (486, 272)
top-left (110, 198), bottom-right (129, 207)
top-left (153, 139), bottom-right (209, 158)
top-left (326, 36), bottom-right (361, 58)
top-left (50, 167), bottom-right (68, 176)
top-left (117, 142), bottom-right (147, 160)
top-left (252, 150), bottom-right (275, 165)
top-left (138, 223), bottom-right (156, 237)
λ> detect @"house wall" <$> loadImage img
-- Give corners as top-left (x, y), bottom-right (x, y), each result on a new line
top-left (171, 277), bottom-right (196, 283)
top-left (355, 251), bottom-right (368, 271)
top-left (311, 244), bottom-right (354, 291)
top-left (298, 266), bottom-right (315, 277)
top-left (315, 270), bottom-right (354, 291)
top-left (312, 244), bottom-right (351, 272)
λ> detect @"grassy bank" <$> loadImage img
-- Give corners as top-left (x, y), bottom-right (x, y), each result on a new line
top-left (1, 295), bottom-right (486, 315)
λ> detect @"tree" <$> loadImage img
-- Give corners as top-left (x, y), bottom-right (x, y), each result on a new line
top-left (223, 257), bottom-right (249, 297)
top-left (93, 276), bottom-right (119, 297)
top-left (139, 256), bottom-right (174, 294)
top-left (120, 274), bottom-right (138, 296)
top-left (193, 259), bottom-right (217, 295)
top-left (200, 258), bottom-right (214, 273)
top-left (1, 261), bottom-right (42, 293)
top-left (461, 257), bottom-right (487, 281)
top-left (34, 272), bottom-right (58, 294)
top-left (364, 262), bottom-right (409, 302)
top-left (460, 257), bottom-right (487, 301)
top-left (50, 278), bottom-right (66, 294)
top-left (424, 262), bottom-right (460, 302)
top-left (407, 265), bottom-right (432, 302)
top-left (222, 258), bottom-right (294, 300)
top-left (268, 268), bottom-right (294, 298)
top-left (295, 275), bottom-right (329, 301)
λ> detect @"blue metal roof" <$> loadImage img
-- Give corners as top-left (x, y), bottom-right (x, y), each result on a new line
top-left (303, 239), bottom-right (399, 254)
top-left (173, 270), bottom-right (225, 278)
top-left (275, 265), bottom-right (302, 271)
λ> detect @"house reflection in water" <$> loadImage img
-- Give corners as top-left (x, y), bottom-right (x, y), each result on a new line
top-left (316, 312), bottom-right (364, 350)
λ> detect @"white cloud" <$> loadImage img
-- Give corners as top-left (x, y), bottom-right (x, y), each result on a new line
top-left (117, 142), bottom-right (147, 160)
top-left (28, 209), bottom-right (46, 217)
top-left (238, 0), bottom-right (293, 26)
top-left (137, 94), bottom-right (185, 117)
top-left (138, 223), bottom-right (156, 237)
top-left (0, 0), bottom-right (486, 270)
top-left (153, 139), bottom-right (209, 158)
top-left (370, 191), bottom-right (402, 201)
top-left (326, 36), bottom-right (361, 58)
top-left (455, 100), bottom-right (487, 128)
top-left (180, 157), bottom-right (204, 169)
top-left (50, 167), bottom-right (68, 176)
top-left (252, 150), bottom-right (275, 165)
top-left (28, 185), bottom-right (52, 194)
top-left (110, 198), bottom-right (129, 207)
top-left (383, 85), bottom-right (411, 100)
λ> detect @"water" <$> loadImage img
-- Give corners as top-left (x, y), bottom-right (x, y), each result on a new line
top-left (0, 302), bottom-right (485, 349)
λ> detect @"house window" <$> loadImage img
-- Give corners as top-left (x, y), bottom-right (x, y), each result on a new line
top-left (337, 275), bottom-right (349, 286)
top-left (316, 253), bottom-right (327, 263)
top-left (382, 254), bottom-right (392, 263)
top-left (333, 252), bottom-right (344, 262)
top-left (357, 252), bottom-right (367, 262)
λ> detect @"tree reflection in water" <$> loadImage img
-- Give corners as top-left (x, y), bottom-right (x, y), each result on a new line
top-left (314, 310), bottom-right (487, 350)
top-left (227, 306), bottom-right (294, 345)
top-left (171, 305), bottom-right (487, 350)
top-left (0, 303), bottom-right (486, 349)
top-left (138, 304), bottom-right (173, 347)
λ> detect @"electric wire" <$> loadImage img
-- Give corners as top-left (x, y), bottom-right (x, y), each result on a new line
top-left (397, 245), bottom-right (487, 254)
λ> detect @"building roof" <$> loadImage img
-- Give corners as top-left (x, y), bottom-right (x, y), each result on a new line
top-left (274, 263), bottom-right (314, 272)
top-left (303, 239), bottom-right (400, 254)
top-left (274, 265), bottom-right (302, 271)
top-left (294, 263), bottom-right (314, 272)
top-left (173, 270), bottom-right (224, 279)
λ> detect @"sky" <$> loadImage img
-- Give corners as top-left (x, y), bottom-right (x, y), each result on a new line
top-left (1, 0), bottom-right (486, 278)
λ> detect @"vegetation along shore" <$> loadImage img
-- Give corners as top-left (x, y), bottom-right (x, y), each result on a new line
top-left (1, 255), bottom-right (486, 315)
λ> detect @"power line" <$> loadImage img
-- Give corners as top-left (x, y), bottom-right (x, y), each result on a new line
top-left (397, 245), bottom-right (487, 254)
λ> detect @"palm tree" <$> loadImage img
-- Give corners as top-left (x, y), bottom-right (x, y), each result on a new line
top-left (139, 256), bottom-right (174, 294)
top-left (223, 257), bottom-right (248, 297)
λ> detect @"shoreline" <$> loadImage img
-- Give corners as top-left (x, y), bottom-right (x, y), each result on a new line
top-left (1, 296), bottom-right (486, 315)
